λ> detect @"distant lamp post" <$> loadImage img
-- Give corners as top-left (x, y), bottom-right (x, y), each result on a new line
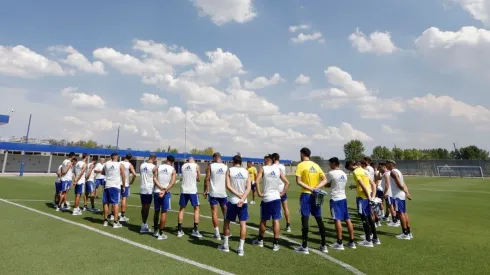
top-left (19, 114), bottom-right (32, 177)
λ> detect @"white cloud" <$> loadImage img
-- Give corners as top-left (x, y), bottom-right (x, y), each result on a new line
top-left (291, 32), bottom-right (324, 43)
top-left (258, 112), bottom-right (322, 128)
top-left (407, 93), bottom-right (490, 122)
top-left (223, 86), bottom-right (280, 115)
top-left (123, 124), bottom-right (139, 133)
top-left (61, 87), bottom-right (106, 109)
top-left (0, 45), bottom-right (67, 78)
top-left (414, 26), bottom-right (490, 74)
top-left (348, 28), bottom-right (398, 55)
top-left (140, 93), bottom-right (168, 106)
top-left (452, 0), bottom-right (490, 25)
top-left (295, 74), bottom-right (310, 84)
top-left (289, 25), bottom-right (310, 32)
top-left (48, 45), bottom-right (106, 75)
top-left (244, 73), bottom-right (284, 89)
top-left (132, 40), bottom-right (201, 67)
top-left (382, 124), bottom-right (401, 135)
top-left (191, 0), bottom-right (257, 25)
top-left (94, 118), bottom-right (115, 131)
top-left (312, 122), bottom-right (372, 142)
top-left (62, 116), bottom-right (84, 125)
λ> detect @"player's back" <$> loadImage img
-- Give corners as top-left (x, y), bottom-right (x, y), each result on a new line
top-left (209, 162), bottom-right (227, 198)
top-left (262, 165), bottom-right (281, 202)
top-left (61, 159), bottom-right (73, 181)
top-left (104, 161), bottom-right (121, 188)
top-left (296, 160), bottom-right (323, 193)
top-left (140, 162), bottom-right (155, 194)
top-left (75, 161), bottom-right (86, 184)
top-left (382, 171), bottom-right (392, 196)
top-left (353, 167), bottom-right (371, 198)
top-left (95, 162), bottom-right (105, 180)
top-left (390, 168), bottom-right (405, 199)
top-left (122, 161), bottom-right (131, 186)
top-left (181, 162), bottom-right (198, 194)
top-left (328, 169), bottom-right (348, 201)
top-left (86, 163), bottom-right (95, 182)
top-left (229, 167), bottom-right (248, 204)
top-left (273, 163), bottom-right (286, 192)
top-left (156, 164), bottom-right (174, 192)
top-left (247, 166), bottom-right (257, 181)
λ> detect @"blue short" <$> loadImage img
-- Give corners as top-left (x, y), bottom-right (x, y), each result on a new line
top-left (385, 196), bottom-right (394, 205)
top-left (180, 194), bottom-right (200, 207)
top-left (251, 183), bottom-right (256, 191)
top-left (281, 193), bottom-right (288, 202)
top-left (226, 202), bottom-right (249, 222)
top-left (60, 181), bottom-right (72, 192)
top-left (102, 188), bottom-right (120, 204)
top-left (394, 198), bottom-right (406, 213)
top-left (55, 181), bottom-right (61, 193)
top-left (209, 196), bottom-right (227, 206)
top-left (330, 199), bottom-right (350, 221)
top-left (85, 181), bottom-right (95, 194)
top-left (356, 197), bottom-right (371, 216)
top-left (122, 186), bottom-right (130, 198)
top-left (154, 192), bottom-right (171, 212)
top-left (74, 184), bottom-right (84, 195)
top-left (140, 194), bottom-right (153, 205)
top-left (95, 179), bottom-right (105, 188)
top-left (376, 189), bottom-right (384, 199)
top-left (260, 199), bottom-right (282, 221)
top-left (299, 193), bottom-right (322, 218)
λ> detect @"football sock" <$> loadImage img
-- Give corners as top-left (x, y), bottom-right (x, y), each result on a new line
top-left (301, 215), bottom-right (309, 248)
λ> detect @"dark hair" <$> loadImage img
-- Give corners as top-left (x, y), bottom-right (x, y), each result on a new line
top-left (72, 157), bottom-right (78, 162)
top-left (300, 147), bottom-right (311, 157)
top-left (82, 153), bottom-right (88, 158)
top-left (360, 160), bottom-right (367, 166)
top-left (378, 162), bottom-right (386, 166)
top-left (271, 153), bottom-right (280, 161)
top-left (212, 152), bottom-right (221, 159)
top-left (92, 156), bottom-right (99, 162)
top-left (125, 153), bottom-right (132, 160)
top-left (167, 155), bottom-right (175, 163)
top-left (111, 152), bottom-right (119, 157)
top-left (363, 156), bottom-right (372, 163)
top-left (233, 155), bottom-right (242, 165)
top-left (328, 157), bottom-right (340, 165)
top-left (345, 160), bottom-right (355, 168)
top-left (264, 154), bottom-right (272, 160)
top-left (68, 152), bottom-right (75, 157)
top-left (149, 153), bottom-right (156, 159)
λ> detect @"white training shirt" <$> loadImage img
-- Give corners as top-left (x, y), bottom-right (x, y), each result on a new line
top-left (155, 164), bottom-right (175, 193)
top-left (61, 159), bottom-right (73, 181)
top-left (390, 168), bottom-right (406, 200)
top-left (382, 171), bottom-right (392, 197)
top-left (327, 169), bottom-right (348, 201)
top-left (228, 167), bottom-right (249, 204)
top-left (122, 161), bottom-right (131, 187)
top-left (103, 161), bottom-right (122, 189)
top-left (140, 162), bottom-right (156, 195)
top-left (94, 162), bottom-right (105, 180)
top-left (56, 165), bottom-right (62, 183)
top-left (181, 162), bottom-right (198, 194)
top-left (262, 165), bottom-right (281, 202)
top-left (74, 160), bottom-right (86, 184)
top-left (209, 162), bottom-right (228, 198)
top-left (273, 163), bottom-right (286, 192)
top-left (86, 163), bottom-right (95, 182)
top-left (375, 170), bottom-right (383, 191)
top-left (366, 166), bottom-right (375, 182)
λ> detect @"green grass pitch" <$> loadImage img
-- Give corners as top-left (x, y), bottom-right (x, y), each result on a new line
top-left (1, 175), bottom-right (489, 275)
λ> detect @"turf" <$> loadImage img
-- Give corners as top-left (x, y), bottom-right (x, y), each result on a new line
top-left (0, 175), bottom-right (489, 275)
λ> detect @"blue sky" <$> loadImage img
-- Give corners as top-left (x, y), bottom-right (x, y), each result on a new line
top-left (1, 0), bottom-right (490, 159)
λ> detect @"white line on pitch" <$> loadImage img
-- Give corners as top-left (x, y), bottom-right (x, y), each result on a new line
top-left (6, 198), bottom-right (364, 275)
top-left (0, 198), bottom-right (234, 275)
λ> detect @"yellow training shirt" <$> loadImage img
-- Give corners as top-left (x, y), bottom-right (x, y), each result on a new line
top-left (247, 167), bottom-right (257, 182)
top-left (353, 167), bottom-right (371, 199)
top-left (295, 160), bottom-right (325, 194)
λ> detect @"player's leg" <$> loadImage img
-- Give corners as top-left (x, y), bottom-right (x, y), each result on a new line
top-left (253, 201), bottom-right (267, 247)
top-left (295, 193), bottom-right (311, 254)
top-left (219, 202), bottom-right (234, 253)
top-left (157, 193), bottom-right (171, 240)
top-left (177, 194), bottom-right (187, 237)
top-left (120, 186), bottom-right (129, 221)
top-left (209, 197), bottom-right (221, 239)
top-left (271, 200), bottom-right (282, 251)
top-left (250, 183), bottom-right (256, 204)
top-left (312, 198), bottom-right (327, 252)
top-left (102, 189), bottom-right (109, 226)
top-left (153, 193), bottom-right (161, 235)
top-left (237, 204), bottom-right (248, 256)
top-left (72, 185), bottom-right (82, 215)
top-left (191, 194), bottom-right (202, 238)
top-left (139, 194), bottom-right (152, 233)
top-left (111, 188), bottom-right (122, 228)
top-left (281, 195), bottom-right (291, 232)
top-left (330, 199), bottom-right (344, 250)
top-left (395, 199), bottom-right (411, 240)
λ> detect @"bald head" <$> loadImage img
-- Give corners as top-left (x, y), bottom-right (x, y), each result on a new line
top-left (188, 157), bottom-right (195, 163)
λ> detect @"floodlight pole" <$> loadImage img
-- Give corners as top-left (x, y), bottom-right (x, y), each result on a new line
top-left (19, 114), bottom-right (32, 177)
top-left (116, 125), bottom-right (120, 150)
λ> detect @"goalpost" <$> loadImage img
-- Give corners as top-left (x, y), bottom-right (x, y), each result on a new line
top-left (436, 165), bottom-right (484, 178)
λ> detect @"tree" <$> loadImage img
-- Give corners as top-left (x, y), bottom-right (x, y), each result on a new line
top-left (310, 156), bottom-right (323, 164)
top-left (403, 148), bottom-right (421, 160)
top-left (190, 147), bottom-right (214, 155)
top-left (371, 146), bottom-right (393, 160)
top-left (343, 140), bottom-right (365, 160)
top-left (392, 147), bottom-right (404, 160)
top-left (458, 145), bottom-right (489, 160)
top-left (167, 146), bottom-right (179, 153)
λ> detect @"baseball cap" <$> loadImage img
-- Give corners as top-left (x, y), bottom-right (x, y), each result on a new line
top-left (386, 159), bottom-right (396, 165)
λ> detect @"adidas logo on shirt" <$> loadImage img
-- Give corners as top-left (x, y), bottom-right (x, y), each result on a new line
top-left (235, 172), bottom-right (245, 179)
top-left (109, 165), bottom-right (115, 170)
top-left (162, 169), bottom-right (168, 173)
top-left (267, 171), bottom-right (276, 177)
top-left (184, 166), bottom-right (192, 171)
top-left (217, 168), bottom-right (224, 174)
top-left (309, 166), bottom-right (316, 173)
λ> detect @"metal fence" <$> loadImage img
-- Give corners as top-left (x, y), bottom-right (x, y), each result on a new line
top-left (312, 159), bottom-right (490, 178)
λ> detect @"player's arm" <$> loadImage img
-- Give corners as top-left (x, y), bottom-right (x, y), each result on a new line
top-left (101, 164), bottom-right (106, 176)
top-left (75, 164), bottom-right (87, 183)
top-left (85, 164), bottom-right (94, 180)
top-left (390, 172), bottom-right (404, 189)
top-left (56, 167), bottom-right (62, 178)
top-left (255, 168), bottom-right (264, 197)
top-left (295, 166), bottom-right (313, 191)
top-left (383, 174), bottom-right (390, 197)
top-left (358, 178), bottom-right (371, 199)
top-left (94, 165), bottom-right (102, 174)
top-left (61, 161), bottom-right (72, 176)
top-left (368, 178), bottom-right (376, 200)
top-left (279, 171), bottom-right (289, 197)
top-left (204, 165), bottom-right (211, 198)
top-left (129, 164), bottom-right (137, 185)
top-left (402, 183), bottom-right (412, 200)
top-left (315, 170), bottom-right (328, 189)
top-left (226, 170), bottom-right (242, 197)
top-left (326, 172), bottom-right (332, 188)
top-left (120, 163), bottom-right (126, 192)
top-left (196, 165), bottom-right (200, 182)
top-left (153, 166), bottom-right (165, 193)
top-left (166, 169), bottom-right (177, 192)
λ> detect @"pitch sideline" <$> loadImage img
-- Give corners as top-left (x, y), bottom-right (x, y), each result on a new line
top-left (0, 198), bottom-right (234, 275)
top-left (4, 198), bottom-right (365, 275)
